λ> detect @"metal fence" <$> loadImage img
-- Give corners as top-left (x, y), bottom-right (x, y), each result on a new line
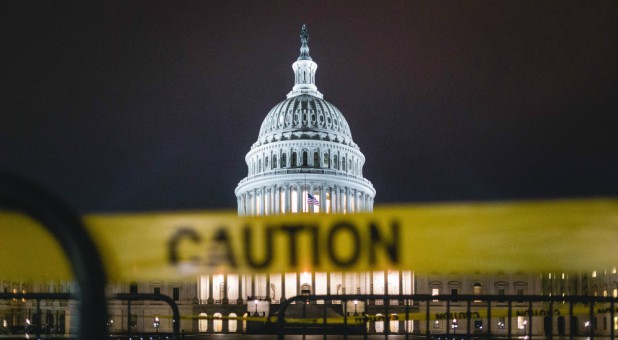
top-left (275, 294), bottom-right (618, 339)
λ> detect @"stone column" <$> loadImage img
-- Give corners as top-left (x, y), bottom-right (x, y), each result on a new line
top-left (273, 185), bottom-right (279, 214)
top-left (297, 184), bottom-right (302, 213)
top-left (346, 187), bottom-right (351, 213)
top-left (222, 274), bottom-right (229, 304)
top-left (308, 185), bottom-right (314, 214)
top-left (207, 275), bottom-right (214, 304)
top-left (320, 185), bottom-right (326, 213)
top-left (266, 275), bottom-right (271, 301)
top-left (280, 273), bottom-right (286, 302)
top-left (260, 187), bottom-right (266, 216)
top-left (285, 184), bottom-right (290, 213)
top-left (237, 275), bottom-right (243, 305)
top-left (339, 187), bottom-right (344, 214)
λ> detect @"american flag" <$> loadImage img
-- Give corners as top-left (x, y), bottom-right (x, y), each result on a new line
top-left (307, 193), bottom-right (320, 205)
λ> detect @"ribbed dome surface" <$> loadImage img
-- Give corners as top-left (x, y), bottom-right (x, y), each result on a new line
top-left (258, 94), bottom-right (353, 141)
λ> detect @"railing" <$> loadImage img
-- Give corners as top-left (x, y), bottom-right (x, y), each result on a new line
top-left (238, 167), bottom-right (374, 186)
top-left (114, 293), bottom-right (180, 339)
top-left (277, 294), bottom-right (618, 340)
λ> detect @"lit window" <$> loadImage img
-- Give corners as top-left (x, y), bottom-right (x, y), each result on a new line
top-left (517, 316), bottom-right (527, 330)
top-left (473, 283), bottom-right (482, 295)
top-left (593, 271), bottom-right (597, 278)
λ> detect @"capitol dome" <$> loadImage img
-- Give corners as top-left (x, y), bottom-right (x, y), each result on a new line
top-left (255, 94), bottom-right (356, 148)
top-left (235, 25), bottom-right (375, 216)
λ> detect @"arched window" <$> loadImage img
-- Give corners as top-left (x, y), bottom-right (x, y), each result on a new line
top-left (198, 313), bottom-right (208, 332)
top-left (281, 153), bottom-right (287, 168)
top-left (375, 313), bottom-right (385, 333)
top-left (342, 157), bottom-right (346, 171)
top-left (302, 151), bottom-right (308, 166)
top-left (324, 153), bottom-right (329, 167)
top-left (213, 313), bottom-right (222, 333)
top-left (229, 313), bottom-right (238, 333)
top-left (334, 155), bottom-right (338, 169)
top-left (313, 152), bottom-right (319, 167)
top-left (292, 152), bottom-right (297, 167)
top-left (473, 282), bottom-right (482, 295)
top-left (349, 159), bottom-right (352, 172)
top-left (272, 155), bottom-right (277, 168)
top-left (258, 159), bottom-right (262, 172)
top-left (265, 156), bottom-right (269, 169)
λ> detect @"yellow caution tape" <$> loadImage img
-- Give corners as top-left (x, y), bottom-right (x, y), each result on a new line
top-left (1, 198), bottom-right (616, 280)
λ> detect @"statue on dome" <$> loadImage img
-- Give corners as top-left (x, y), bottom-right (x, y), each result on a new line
top-left (300, 24), bottom-right (309, 44)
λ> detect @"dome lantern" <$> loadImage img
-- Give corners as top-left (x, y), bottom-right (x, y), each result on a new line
top-left (287, 24), bottom-right (323, 99)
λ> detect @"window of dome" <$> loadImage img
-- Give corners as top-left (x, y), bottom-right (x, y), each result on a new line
top-left (342, 157), bottom-right (346, 171)
top-left (265, 157), bottom-right (269, 169)
top-left (273, 155), bottom-right (277, 168)
top-left (324, 153), bottom-right (329, 167)
top-left (281, 153), bottom-right (287, 168)
top-left (292, 152), bottom-right (297, 167)
top-left (302, 151), bottom-right (308, 166)
top-left (334, 155), bottom-right (338, 169)
top-left (313, 152), bottom-right (319, 167)
top-left (327, 117), bottom-right (331, 124)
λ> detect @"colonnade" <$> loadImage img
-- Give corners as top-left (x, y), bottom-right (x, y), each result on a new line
top-left (198, 270), bottom-right (414, 305)
top-left (237, 183), bottom-right (374, 216)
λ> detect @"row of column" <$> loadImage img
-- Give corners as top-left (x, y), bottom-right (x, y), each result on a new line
top-left (237, 184), bottom-right (374, 216)
top-left (198, 271), bottom-right (412, 304)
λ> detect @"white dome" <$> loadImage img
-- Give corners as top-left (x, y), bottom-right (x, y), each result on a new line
top-left (255, 94), bottom-right (356, 148)
top-left (236, 25), bottom-right (375, 216)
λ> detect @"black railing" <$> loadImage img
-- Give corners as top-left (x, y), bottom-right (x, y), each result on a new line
top-left (114, 293), bottom-right (180, 339)
top-left (277, 294), bottom-right (618, 340)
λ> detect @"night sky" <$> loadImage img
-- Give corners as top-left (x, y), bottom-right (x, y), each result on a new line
top-left (2, 2), bottom-right (617, 213)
